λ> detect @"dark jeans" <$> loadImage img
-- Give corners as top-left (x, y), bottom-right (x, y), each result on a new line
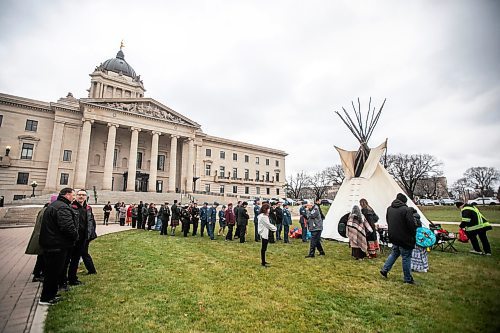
top-left (261, 238), bottom-right (269, 265)
top-left (131, 217), bottom-right (137, 228)
top-left (283, 224), bottom-right (290, 243)
top-left (239, 224), bottom-right (246, 243)
top-left (103, 212), bottom-right (110, 225)
top-left (82, 240), bottom-right (96, 274)
top-left (192, 218), bottom-right (199, 236)
top-left (466, 228), bottom-right (491, 254)
top-left (137, 214), bottom-right (143, 229)
top-left (68, 239), bottom-right (85, 283)
top-left (119, 217), bottom-right (125, 226)
top-left (301, 223), bottom-right (307, 242)
top-left (254, 221), bottom-right (260, 241)
top-left (208, 222), bottom-right (215, 240)
top-left (276, 223), bottom-right (282, 240)
top-left (226, 225), bottom-right (234, 240)
top-left (382, 245), bottom-right (413, 282)
top-left (200, 220), bottom-right (208, 237)
top-left (234, 225), bottom-right (240, 239)
top-left (160, 218), bottom-right (169, 235)
top-left (33, 255), bottom-right (44, 277)
top-left (142, 216), bottom-right (147, 229)
top-left (182, 220), bottom-right (190, 237)
top-left (41, 248), bottom-right (68, 302)
top-left (308, 230), bottom-right (324, 256)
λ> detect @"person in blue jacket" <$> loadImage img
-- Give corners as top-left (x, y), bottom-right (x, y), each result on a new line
top-left (200, 202), bottom-right (209, 237)
top-left (282, 203), bottom-right (292, 243)
top-left (207, 202), bottom-right (218, 240)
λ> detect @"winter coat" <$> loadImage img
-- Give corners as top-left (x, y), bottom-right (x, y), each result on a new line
top-left (25, 207), bottom-right (46, 255)
top-left (131, 207), bottom-right (138, 218)
top-left (160, 205), bottom-right (171, 221)
top-left (386, 199), bottom-right (417, 250)
top-left (275, 207), bottom-right (283, 224)
top-left (299, 205), bottom-right (308, 227)
top-left (253, 204), bottom-right (261, 223)
top-left (237, 207), bottom-right (250, 226)
top-left (225, 208), bottom-right (236, 225)
top-left (171, 203), bottom-right (180, 220)
top-left (71, 201), bottom-right (97, 241)
top-left (190, 206), bottom-right (200, 221)
top-left (127, 205), bottom-right (132, 218)
top-left (208, 207), bottom-right (217, 223)
top-left (103, 204), bottom-right (112, 214)
top-left (306, 205), bottom-right (323, 231)
top-left (39, 196), bottom-right (79, 250)
top-left (119, 206), bottom-right (127, 219)
top-left (282, 208), bottom-right (292, 226)
top-left (258, 214), bottom-right (277, 240)
top-left (218, 210), bottom-right (226, 223)
top-left (200, 206), bottom-right (209, 221)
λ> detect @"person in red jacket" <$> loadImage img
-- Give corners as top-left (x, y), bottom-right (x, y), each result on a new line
top-left (225, 203), bottom-right (236, 241)
top-left (126, 204), bottom-right (132, 226)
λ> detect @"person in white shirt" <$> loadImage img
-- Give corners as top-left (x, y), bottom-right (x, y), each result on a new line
top-left (258, 203), bottom-right (277, 267)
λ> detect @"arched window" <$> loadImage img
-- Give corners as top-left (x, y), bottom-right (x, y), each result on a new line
top-left (122, 157), bottom-right (128, 168)
top-left (94, 154), bottom-right (101, 166)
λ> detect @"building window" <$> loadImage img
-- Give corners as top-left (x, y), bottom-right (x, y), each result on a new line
top-left (113, 149), bottom-right (118, 167)
top-left (245, 155), bottom-right (249, 163)
top-left (137, 152), bottom-right (143, 169)
top-left (265, 172), bottom-right (270, 181)
top-left (233, 153), bottom-right (237, 161)
top-left (256, 187), bottom-right (260, 195)
top-left (244, 169), bottom-right (249, 180)
top-left (232, 168), bottom-right (238, 179)
top-left (63, 150), bottom-right (72, 162)
top-left (256, 170), bottom-right (260, 181)
top-left (219, 166), bottom-right (225, 177)
top-left (20, 143), bottom-right (34, 160)
top-left (232, 186), bottom-right (238, 194)
top-left (205, 164), bottom-right (211, 176)
top-left (157, 155), bottom-right (165, 171)
top-left (277, 188), bottom-right (280, 195)
top-left (275, 160), bottom-right (279, 167)
top-left (0, 115), bottom-right (3, 127)
top-left (220, 151), bottom-right (225, 159)
top-left (206, 148), bottom-right (212, 157)
top-left (13, 195), bottom-right (26, 200)
top-left (245, 186), bottom-right (249, 194)
top-left (60, 173), bottom-right (69, 185)
top-left (156, 180), bottom-right (163, 193)
top-left (266, 158), bottom-right (270, 166)
top-left (275, 173), bottom-right (280, 182)
top-left (25, 119), bottom-right (38, 132)
top-left (256, 157), bottom-right (260, 165)
top-left (219, 185), bottom-right (225, 194)
top-left (16, 172), bottom-right (29, 185)
top-left (266, 188), bottom-right (270, 195)
top-left (205, 184), bottom-right (211, 192)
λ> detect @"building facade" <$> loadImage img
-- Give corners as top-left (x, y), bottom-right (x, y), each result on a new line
top-left (0, 49), bottom-right (287, 202)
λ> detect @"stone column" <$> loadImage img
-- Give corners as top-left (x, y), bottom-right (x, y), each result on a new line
top-left (102, 123), bottom-right (119, 190)
top-left (148, 131), bottom-right (161, 192)
top-left (168, 135), bottom-right (179, 193)
top-left (186, 138), bottom-right (194, 193)
top-left (44, 121), bottom-right (65, 191)
top-left (74, 118), bottom-right (93, 189)
top-left (126, 127), bottom-right (141, 191)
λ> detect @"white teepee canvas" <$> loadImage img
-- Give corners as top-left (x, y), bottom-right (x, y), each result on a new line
top-left (322, 140), bottom-right (430, 242)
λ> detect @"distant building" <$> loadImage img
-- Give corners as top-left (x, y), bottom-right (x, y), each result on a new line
top-left (0, 48), bottom-right (286, 202)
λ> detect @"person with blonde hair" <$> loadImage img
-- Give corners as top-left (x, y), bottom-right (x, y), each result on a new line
top-left (359, 198), bottom-right (380, 258)
top-left (346, 205), bottom-right (373, 260)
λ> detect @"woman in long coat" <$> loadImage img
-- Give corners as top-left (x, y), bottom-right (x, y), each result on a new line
top-left (346, 205), bottom-right (373, 260)
top-left (360, 198), bottom-right (380, 258)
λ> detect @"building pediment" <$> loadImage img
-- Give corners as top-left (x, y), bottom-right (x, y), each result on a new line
top-left (81, 98), bottom-right (200, 128)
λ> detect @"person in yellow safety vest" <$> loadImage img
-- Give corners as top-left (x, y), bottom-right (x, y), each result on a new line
top-left (456, 201), bottom-right (492, 255)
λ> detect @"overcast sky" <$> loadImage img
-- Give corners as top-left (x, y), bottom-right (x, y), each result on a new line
top-left (1, 0), bottom-right (499, 186)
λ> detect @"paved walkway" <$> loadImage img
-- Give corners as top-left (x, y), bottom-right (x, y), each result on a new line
top-left (0, 223), bottom-right (127, 333)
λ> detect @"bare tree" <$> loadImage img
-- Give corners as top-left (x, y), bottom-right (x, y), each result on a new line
top-left (309, 170), bottom-right (330, 201)
top-left (385, 153), bottom-right (443, 199)
top-left (463, 167), bottom-right (500, 198)
top-left (285, 171), bottom-right (311, 199)
top-left (451, 177), bottom-right (470, 201)
top-left (324, 165), bottom-right (345, 185)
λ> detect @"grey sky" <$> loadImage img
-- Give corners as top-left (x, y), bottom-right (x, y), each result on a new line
top-left (1, 0), bottom-right (499, 186)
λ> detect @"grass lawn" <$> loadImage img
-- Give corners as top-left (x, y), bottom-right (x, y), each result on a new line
top-left (420, 205), bottom-right (500, 223)
top-left (45, 224), bottom-right (500, 333)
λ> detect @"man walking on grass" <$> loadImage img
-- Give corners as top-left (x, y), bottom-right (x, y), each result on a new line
top-left (380, 193), bottom-right (418, 284)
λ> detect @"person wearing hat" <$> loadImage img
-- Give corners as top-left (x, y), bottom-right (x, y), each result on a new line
top-left (180, 204), bottom-right (191, 237)
top-left (380, 193), bottom-right (418, 284)
top-left (190, 202), bottom-right (200, 236)
top-left (282, 203), bottom-right (292, 243)
top-left (218, 205), bottom-right (227, 236)
top-left (200, 202), bottom-right (209, 237)
top-left (207, 202), bottom-right (218, 240)
top-left (456, 200), bottom-right (492, 255)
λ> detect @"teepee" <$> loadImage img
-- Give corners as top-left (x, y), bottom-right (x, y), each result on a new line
top-left (322, 98), bottom-right (429, 242)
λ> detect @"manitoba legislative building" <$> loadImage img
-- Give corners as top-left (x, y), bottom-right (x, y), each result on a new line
top-left (0, 49), bottom-right (287, 203)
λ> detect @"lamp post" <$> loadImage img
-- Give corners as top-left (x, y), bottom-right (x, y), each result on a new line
top-left (31, 181), bottom-right (38, 197)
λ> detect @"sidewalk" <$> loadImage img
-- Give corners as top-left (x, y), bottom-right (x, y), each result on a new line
top-left (0, 223), bottom-right (127, 333)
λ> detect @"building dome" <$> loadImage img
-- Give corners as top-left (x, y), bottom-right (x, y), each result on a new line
top-left (100, 50), bottom-right (137, 78)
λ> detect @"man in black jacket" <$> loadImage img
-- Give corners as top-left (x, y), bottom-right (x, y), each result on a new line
top-left (39, 188), bottom-right (78, 305)
top-left (160, 202), bottom-right (171, 235)
top-left (237, 202), bottom-right (250, 243)
top-left (275, 202), bottom-right (283, 240)
top-left (380, 193), bottom-right (418, 284)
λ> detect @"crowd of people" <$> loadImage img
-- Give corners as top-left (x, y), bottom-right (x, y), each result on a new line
top-left (25, 187), bottom-right (493, 305)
